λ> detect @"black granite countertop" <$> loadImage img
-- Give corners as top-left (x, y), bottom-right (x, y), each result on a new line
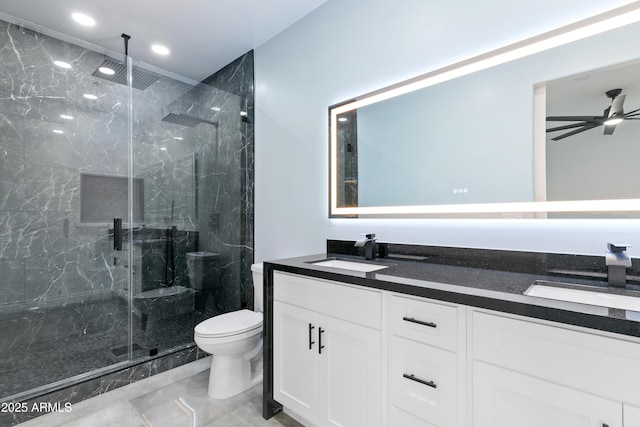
top-left (263, 241), bottom-right (640, 338)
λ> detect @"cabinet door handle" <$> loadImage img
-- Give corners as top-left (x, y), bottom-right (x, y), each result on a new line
top-left (403, 373), bottom-right (437, 389)
top-left (308, 323), bottom-right (315, 349)
top-left (402, 316), bottom-right (437, 328)
top-left (318, 327), bottom-right (325, 354)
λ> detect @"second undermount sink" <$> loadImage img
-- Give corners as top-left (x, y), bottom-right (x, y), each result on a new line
top-left (310, 259), bottom-right (388, 273)
top-left (525, 280), bottom-right (640, 311)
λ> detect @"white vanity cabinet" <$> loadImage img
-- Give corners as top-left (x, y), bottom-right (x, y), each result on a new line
top-left (270, 268), bottom-right (640, 427)
top-left (472, 361), bottom-right (622, 426)
top-left (470, 310), bottom-right (640, 427)
top-left (625, 405), bottom-right (640, 425)
top-left (272, 272), bottom-right (383, 427)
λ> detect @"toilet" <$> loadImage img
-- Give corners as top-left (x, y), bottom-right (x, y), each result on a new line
top-left (194, 263), bottom-right (263, 399)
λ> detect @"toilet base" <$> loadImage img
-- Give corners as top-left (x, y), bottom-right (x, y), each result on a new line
top-left (207, 354), bottom-right (263, 399)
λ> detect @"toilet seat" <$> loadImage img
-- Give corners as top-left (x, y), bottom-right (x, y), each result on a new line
top-left (195, 309), bottom-right (263, 338)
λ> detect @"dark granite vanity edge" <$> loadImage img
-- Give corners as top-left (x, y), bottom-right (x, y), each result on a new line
top-left (267, 242), bottom-right (640, 338)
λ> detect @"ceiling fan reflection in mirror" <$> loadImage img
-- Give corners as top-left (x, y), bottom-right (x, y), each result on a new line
top-left (546, 88), bottom-right (640, 141)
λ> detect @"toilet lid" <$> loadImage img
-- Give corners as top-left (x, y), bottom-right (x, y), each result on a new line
top-left (195, 310), bottom-right (262, 337)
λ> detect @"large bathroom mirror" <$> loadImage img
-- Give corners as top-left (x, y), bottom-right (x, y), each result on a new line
top-left (329, 2), bottom-right (640, 218)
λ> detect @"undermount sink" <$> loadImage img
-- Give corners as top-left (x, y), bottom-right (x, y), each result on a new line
top-left (525, 280), bottom-right (640, 311)
top-left (310, 259), bottom-right (388, 273)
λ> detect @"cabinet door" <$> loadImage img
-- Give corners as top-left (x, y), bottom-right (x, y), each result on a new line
top-left (625, 404), bottom-right (640, 426)
top-left (473, 361), bottom-right (622, 427)
top-left (319, 313), bottom-right (383, 427)
top-left (273, 301), bottom-right (320, 425)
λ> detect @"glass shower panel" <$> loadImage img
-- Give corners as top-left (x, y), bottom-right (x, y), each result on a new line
top-left (130, 56), bottom-right (251, 357)
top-left (0, 21), bottom-right (132, 399)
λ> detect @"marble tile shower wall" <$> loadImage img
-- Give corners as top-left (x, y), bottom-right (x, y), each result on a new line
top-left (200, 52), bottom-right (255, 309)
top-left (0, 21), bottom-right (130, 315)
top-left (0, 20), bottom-right (255, 317)
top-left (132, 52), bottom-right (255, 313)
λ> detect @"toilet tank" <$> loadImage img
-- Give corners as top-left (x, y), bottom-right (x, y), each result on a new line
top-left (251, 263), bottom-right (264, 312)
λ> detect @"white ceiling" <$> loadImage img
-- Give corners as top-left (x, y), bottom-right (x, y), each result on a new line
top-left (0, 0), bottom-right (327, 82)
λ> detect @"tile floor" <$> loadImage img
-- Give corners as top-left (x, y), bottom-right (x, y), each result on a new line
top-left (19, 357), bottom-right (302, 427)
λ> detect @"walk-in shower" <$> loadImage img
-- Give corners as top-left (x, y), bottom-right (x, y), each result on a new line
top-left (0, 15), bottom-right (254, 425)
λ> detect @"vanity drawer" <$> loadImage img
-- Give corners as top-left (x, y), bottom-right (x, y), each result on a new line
top-left (273, 271), bottom-right (382, 329)
top-left (391, 295), bottom-right (458, 352)
top-left (390, 406), bottom-right (438, 427)
top-left (390, 336), bottom-right (457, 427)
top-left (472, 310), bottom-right (640, 404)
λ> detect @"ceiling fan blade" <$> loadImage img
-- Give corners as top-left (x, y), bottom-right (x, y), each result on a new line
top-left (624, 107), bottom-right (640, 116)
top-left (609, 94), bottom-right (626, 117)
top-left (546, 115), bottom-right (602, 122)
top-left (551, 123), bottom-right (601, 141)
top-left (546, 122), bottom-right (593, 133)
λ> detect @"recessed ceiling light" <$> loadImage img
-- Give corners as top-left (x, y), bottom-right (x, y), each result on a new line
top-left (98, 67), bottom-right (115, 75)
top-left (210, 107), bottom-right (221, 112)
top-left (173, 137), bottom-right (184, 140)
top-left (60, 114), bottom-right (74, 120)
top-left (71, 12), bottom-right (95, 27)
top-left (160, 147), bottom-right (167, 151)
top-left (151, 44), bottom-right (170, 55)
top-left (52, 129), bottom-right (64, 134)
top-left (83, 93), bottom-right (97, 100)
top-left (54, 60), bottom-right (72, 69)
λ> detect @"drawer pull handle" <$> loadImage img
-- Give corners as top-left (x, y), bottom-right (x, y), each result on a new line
top-left (308, 323), bottom-right (315, 350)
top-left (403, 373), bottom-right (437, 389)
top-left (319, 327), bottom-right (325, 354)
top-left (403, 316), bottom-right (437, 328)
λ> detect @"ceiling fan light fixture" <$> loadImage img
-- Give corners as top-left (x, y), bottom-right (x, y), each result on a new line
top-left (604, 114), bottom-right (624, 126)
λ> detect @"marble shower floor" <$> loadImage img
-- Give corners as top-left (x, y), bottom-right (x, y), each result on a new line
top-left (0, 299), bottom-right (207, 398)
top-left (19, 357), bottom-right (302, 427)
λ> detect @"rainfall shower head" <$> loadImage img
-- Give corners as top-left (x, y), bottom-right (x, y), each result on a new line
top-left (92, 58), bottom-right (160, 90)
top-left (161, 113), bottom-right (218, 128)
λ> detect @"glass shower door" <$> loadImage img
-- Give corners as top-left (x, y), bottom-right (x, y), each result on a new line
top-left (0, 20), bottom-right (134, 400)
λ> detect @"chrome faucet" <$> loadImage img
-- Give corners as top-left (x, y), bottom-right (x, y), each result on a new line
top-left (355, 233), bottom-right (377, 260)
top-left (605, 243), bottom-right (632, 288)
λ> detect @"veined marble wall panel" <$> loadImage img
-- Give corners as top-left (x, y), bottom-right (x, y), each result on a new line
top-left (0, 16), bottom-right (254, 328)
top-left (195, 87), bottom-right (243, 313)
top-left (129, 52), bottom-right (255, 314)
top-left (0, 19), bottom-right (129, 314)
top-left (200, 52), bottom-right (255, 311)
top-left (0, 259), bottom-right (24, 305)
